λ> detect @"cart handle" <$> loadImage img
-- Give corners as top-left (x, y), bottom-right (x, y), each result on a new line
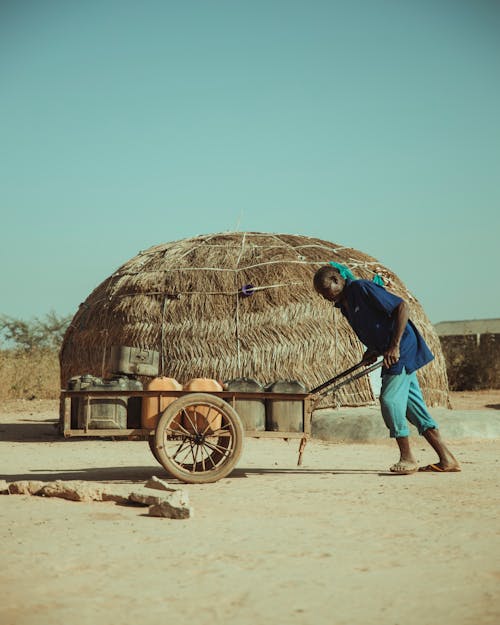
top-left (309, 360), bottom-right (383, 397)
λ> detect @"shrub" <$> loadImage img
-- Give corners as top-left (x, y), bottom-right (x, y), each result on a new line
top-left (0, 311), bottom-right (71, 351)
top-left (0, 348), bottom-right (60, 400)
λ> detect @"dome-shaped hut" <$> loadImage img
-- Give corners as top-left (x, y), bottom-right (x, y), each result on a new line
top-left (60, 232), bottom-right (450, 407)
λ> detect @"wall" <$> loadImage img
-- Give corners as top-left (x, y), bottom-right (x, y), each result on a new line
top-left (438, 334), bottom-right (500, 390)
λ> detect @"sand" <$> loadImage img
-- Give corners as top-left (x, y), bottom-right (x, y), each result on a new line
top-left (1, 393), bottom-right (499, 625)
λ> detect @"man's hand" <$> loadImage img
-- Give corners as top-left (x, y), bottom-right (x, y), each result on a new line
top-left (383, 345), bottom-right (400, 368)
top-left (362, 350), bottom-right (378, 365)
top-left (383, 301), bottom-right (408, 368)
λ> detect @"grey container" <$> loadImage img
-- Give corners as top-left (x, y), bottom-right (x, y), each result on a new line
top-left (68, 374), bottom-right (101, 429)
top-left (68, 375), bottom-right (140, 430)
top-left (265, 380), bottom-right (307, 432)
top-left (225, 378), bottom-right (265, 431)
top-left (109, 345), bottom-right (160, 377)
top-left (123, 377), bottom-right (143, 428)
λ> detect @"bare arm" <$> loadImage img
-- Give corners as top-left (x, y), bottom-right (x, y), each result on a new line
top-left (384, 301), bottom-right (409, 368)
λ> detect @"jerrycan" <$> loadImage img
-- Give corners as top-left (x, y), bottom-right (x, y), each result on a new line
top-left (122, 377), bottom-right (143, 428)
top-left (76, 375), bottom-right (129, 430)
top-left (182, 378), bottom-right (223, 433)
top-left (265, 380), bottom-right (306, 432)
top-left (67, 374), bottom-right (100, 429)
top-left (224, 378), bottom-right (265, 431)
top-left (141, 377), bottom-right (183, 430)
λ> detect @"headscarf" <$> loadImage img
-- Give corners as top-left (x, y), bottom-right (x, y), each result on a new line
top-left (329, 261), bottom-right (384, 286)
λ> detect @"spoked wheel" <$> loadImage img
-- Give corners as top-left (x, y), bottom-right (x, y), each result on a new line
top-left (148, 436), bottom-right (163, 466)
top-left (153, 393), bottom-right (244, 484)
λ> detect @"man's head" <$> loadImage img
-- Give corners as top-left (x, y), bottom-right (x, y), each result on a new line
top-left (313, 265), bottom-right (346, 303)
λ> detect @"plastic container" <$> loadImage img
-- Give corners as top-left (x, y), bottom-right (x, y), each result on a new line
top-left (182, 378), bottom-right (223, 433)
top-left (225, 378), bottom-right (265, 431)
top-left (265, 380), bottom-right (306, 432)
top-left (141, 377), bottom-right (183, 430)
top-left (68, 375), bottom-right (129, 430)
top-left (123, 377), bottom-right (143, 428)
top-left (67, 374), bottom-right (99, 429)
top-left (109, 345), bottom-right (160, 377)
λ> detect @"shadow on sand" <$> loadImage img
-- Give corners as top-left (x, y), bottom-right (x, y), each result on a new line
top-left (1, 465), bottom-right (388, 484)
top-left (1, 421), bottom-right (391, 481)
top-left (0, 465), bottom-right (161, 483)
top-left (0, 421), bottom-right (143, 443)
top-left (0, 420), bottom-right (61, 443)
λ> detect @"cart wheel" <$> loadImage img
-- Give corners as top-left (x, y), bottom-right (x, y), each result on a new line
top-left (153, 393), bottom-right (244, 484)
top-left (148, 436), bottom-right (163, 466)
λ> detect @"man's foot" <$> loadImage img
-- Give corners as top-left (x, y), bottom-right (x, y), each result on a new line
top-left (389, 460), bottom-right (418, 475)
top-left (422, 429), bottom-right (460, 472)
top-left (418, 462), bottom-right (461, 473)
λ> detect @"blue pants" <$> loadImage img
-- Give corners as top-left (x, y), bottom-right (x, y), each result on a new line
top-left (379, 369), bottom-right (438, 438)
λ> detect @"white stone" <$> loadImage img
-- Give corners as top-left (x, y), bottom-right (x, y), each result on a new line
top-left (129, 491), bottom-right (166, 506)
top-left (3, 478), bottom-right (191, 517)
top-left (39, 480), bottom-right (105, 502)
top-left (144, 476), bottom-right (177, 492)
top-left (99, 485), bottom-right (133, 504)
top-left (129, 487), bottom-right (189, 507)
top-left (8, 481), bottom-right (46, 495)
top-left (148, 499), bottom-right (193, 519)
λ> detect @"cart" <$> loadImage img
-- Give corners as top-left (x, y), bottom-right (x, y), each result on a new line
top-left (59, 361), bottom-right (382, 484)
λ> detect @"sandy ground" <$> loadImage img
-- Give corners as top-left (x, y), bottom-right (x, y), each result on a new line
top-left (1, 393), bottom-right (499, 625)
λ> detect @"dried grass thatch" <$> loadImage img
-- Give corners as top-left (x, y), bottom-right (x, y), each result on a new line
top-left (60, 232), bottom-right (450, 407)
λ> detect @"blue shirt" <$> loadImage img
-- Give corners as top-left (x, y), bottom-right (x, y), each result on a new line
top-left (336, 279), bottom-right (434, 374)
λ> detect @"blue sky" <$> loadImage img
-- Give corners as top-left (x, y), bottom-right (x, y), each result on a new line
top-left (1, 0), bottom-right (499, 324)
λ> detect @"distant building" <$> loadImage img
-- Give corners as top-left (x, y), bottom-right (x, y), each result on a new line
top-left (434, 319), bottom-right (500, 390)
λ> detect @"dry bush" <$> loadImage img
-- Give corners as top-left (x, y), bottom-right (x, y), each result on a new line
top-left (0, 349), bottom-right (60, 400)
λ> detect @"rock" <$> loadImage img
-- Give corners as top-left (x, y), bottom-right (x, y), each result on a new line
top-left (39, 480), bottom-right (105, 502)
top-left (8, 481), bottom-right (46, 495)
top-left (131, 489), bottom-right (192, 518)
top-left (129, 491), bottom-right (165, 506)
top-left (148, 497), bottom-right (193, 519)
top-left (129, 487), bottom-right (189, 507)
top-left (144, 476), bottom-right (177, 492)
top-left (100, 485), bottom-right (135, 505)
top-left (3, 478), bottom-right (192, 518)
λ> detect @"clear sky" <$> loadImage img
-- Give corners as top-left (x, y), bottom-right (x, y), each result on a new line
top-left (1, 0), bottom-right (499, 325)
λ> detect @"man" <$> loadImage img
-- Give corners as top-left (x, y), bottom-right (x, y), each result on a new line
top-left (313, 263), bottom-right (460, 474)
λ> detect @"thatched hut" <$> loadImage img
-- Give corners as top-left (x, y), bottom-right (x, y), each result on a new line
top-left (60, 232), bottom-right (450, 407)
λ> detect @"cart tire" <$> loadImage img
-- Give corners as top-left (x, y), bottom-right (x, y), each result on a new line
top-left (153, 393), bottom-right (244, 484)
top-left (148, 436), bottom-right (163, 466)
